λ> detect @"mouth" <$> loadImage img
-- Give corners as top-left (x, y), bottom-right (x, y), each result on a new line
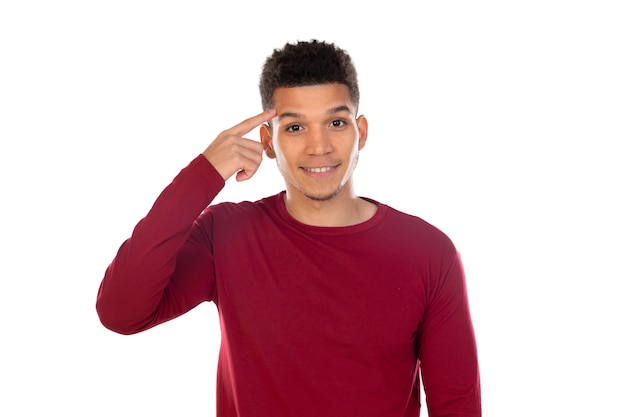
top-left (302, 166), bottom-right (336, 173)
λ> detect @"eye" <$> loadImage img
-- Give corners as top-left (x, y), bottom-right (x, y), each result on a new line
top-left (330, 119), bottom-right (346, 128)
top-left (286, 124), bottom-right (302, 133)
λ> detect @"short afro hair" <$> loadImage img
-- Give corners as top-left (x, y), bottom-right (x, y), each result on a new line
top-left (259, 39), bottom-right (360, 111)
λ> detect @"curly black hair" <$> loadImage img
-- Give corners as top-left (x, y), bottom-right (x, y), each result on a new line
top-left (259, 39), bottom-right (360, 111)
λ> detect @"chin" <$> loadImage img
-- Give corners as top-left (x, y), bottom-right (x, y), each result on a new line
top-left (302, 186), bottom-right (344, 202)
top-left (304, 193), bottom-right (337, 202)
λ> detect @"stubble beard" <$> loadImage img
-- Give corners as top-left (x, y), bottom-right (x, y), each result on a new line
top-left (302, 186), bottom-right (344, 202)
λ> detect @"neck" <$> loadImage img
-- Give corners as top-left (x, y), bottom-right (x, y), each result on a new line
top-left (283, 183), bottom-right (377, 227)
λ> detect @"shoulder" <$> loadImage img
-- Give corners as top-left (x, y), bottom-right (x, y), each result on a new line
top-left (376, 202), bottom-right (458, 256)
top-left (196, 193), bottom-right (281, 227)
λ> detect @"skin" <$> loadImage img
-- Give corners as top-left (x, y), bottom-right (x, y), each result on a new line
top-left (203, 83), bottom-right (376, 227)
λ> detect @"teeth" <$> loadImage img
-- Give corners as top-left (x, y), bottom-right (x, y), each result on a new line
top-left (305, 167), bottom-right (333, 173)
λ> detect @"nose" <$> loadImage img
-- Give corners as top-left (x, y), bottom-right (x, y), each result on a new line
top-left (305, 127), bottom-right (332, 155)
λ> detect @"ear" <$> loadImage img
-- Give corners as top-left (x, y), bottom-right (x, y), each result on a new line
top-left (259, 123), bottom-right (276, 159)
top-left (356, 115), bottom-right (368, 150)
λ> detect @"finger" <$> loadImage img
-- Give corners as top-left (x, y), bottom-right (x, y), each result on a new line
top-left (234, 150), bottom-right (264, 182)
top-left (227, 109), bottom-right (276, 137)
top-left (235, 168), bottom-right (257, 182)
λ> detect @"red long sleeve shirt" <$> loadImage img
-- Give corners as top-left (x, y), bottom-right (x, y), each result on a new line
top-left (96, 155), bottom-right (481, 417)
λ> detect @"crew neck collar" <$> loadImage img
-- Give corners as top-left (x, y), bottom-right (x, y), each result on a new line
top-left (272, 191), bottom-right (386, 235)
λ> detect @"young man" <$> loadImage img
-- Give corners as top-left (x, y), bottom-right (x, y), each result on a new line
top-left (96, 40), bottom-right (481, 416)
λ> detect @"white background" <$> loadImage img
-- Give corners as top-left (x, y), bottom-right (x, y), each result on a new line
top-left (1, 1), bottom-right (625, 416)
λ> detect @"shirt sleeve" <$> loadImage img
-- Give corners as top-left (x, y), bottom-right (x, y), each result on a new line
top-left (95, 155), bottom-right (225, 335)
top-left (416, 251), bottom-right (482, 417)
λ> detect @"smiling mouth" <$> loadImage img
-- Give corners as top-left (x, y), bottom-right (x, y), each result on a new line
top-left (302, 166), bottom-right (336, 173)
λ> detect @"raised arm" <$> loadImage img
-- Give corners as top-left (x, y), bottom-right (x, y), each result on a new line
top-left (96, 110), bottom-right (275, 334)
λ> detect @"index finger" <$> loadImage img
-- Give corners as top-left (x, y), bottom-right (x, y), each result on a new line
top-left (227, 109), bottom-right (276, 136)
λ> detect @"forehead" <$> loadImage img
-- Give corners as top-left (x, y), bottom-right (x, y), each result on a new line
top-left (272, 83), bottom-right (355, 116)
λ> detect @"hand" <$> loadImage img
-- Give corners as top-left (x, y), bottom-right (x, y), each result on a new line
top-left (202, 109), bottom-right (276, 182)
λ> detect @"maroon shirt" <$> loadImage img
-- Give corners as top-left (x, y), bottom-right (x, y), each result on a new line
top-left (97, 155), bottom-right (481, 416)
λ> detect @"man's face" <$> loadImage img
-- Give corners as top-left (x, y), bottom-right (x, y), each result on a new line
top-left (260, 83), bottom-right (368, 202)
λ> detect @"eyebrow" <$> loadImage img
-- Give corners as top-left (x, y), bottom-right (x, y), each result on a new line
top-left (277, 105), bottom-right (353, 121)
